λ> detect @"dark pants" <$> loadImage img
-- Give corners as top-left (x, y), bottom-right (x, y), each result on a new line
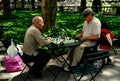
top-left (21, 49), bottom-right (51, 75)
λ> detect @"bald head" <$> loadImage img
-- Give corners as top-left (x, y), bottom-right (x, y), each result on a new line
top-left (32, 16), bottom-right (44, 30)
top-left (32, 16), bottom-right (43, 24)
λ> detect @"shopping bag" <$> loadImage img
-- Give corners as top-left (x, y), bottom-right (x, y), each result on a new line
top-left (3, 55), bottom-right (24, 72)
top-left (16, 44), bottom-right (23, 56)
top-left (7, 39), bottom-right (18, 57)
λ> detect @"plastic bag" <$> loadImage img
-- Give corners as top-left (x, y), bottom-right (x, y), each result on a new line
top-left (7, 39), bottom-right (18, 57)
top-left (4, 55), bottom-right (24, 72)
top-left (16, 44), bottom-right (23, 56)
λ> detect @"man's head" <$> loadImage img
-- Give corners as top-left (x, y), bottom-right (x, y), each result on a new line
top-left (32, 16), bottom-right (44, 30)
top-left (82, 8), bottom-right (94, 22)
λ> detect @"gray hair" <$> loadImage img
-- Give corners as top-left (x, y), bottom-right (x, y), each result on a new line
top-left (83, 8), bottom-right (94, 17)
top-left (32, 16), bottom-right (42, 24)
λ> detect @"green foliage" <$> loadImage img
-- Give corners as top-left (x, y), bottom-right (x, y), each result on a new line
top-left (0, 10), bottom-right (41, 44)
top-left (3, 28), bottom-right (26, 44)
top-left (111, 3), bottom-right (120, 7)
top-left (0, 10), bottom-right (120, 45)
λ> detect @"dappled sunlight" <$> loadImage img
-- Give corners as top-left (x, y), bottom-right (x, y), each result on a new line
top-left (102, 68), bottom-right (120, 76)
top-left (2, 22), bottom-right (14, 26)
top-left (114, 58), bottom-right (120, 62)
top-left (0, 66), bottom-right (5, 71)
top-left (0, 72), bottom-right (20, 79)
top-left (109, 79), bottom-right (120, 81)
top-left (114, 62), bottom-right (120, 67)
top-left (31, 13), bottom-right (41, 16)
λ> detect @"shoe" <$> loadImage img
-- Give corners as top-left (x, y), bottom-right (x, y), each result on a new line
top-left (29, 73), bottom-right (43, 80)
top-left (28, 70), bottom-right (43, 79)
top-left (65, 60), bottom-right (70, 66)
top-left (29, 74), bottom-right (40, 78)
top-left (64, 65), bottom-right (71, 72)
top-left (56, 62), bottom-right (64, 68)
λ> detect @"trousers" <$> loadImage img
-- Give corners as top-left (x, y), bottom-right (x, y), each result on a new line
top-left (22, 49), bottom-right (51, 75)
top-left (67, 41), bottom-right (96, 66)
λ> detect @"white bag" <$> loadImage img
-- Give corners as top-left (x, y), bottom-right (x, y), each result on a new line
top-left (7, 39), bottom-right (18, 57)
top-left (16, 44), bottom-right (23, 56)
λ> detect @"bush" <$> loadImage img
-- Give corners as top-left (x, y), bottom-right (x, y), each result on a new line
top-left (1, 10), bottom-right (120, 45)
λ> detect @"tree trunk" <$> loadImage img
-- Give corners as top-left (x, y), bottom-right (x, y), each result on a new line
top-left (31, 0), bottom-right (35, 10)
top-left (92, 0), bottom-right (102, 13)
top-left (80, 0), bottom-right (86, 12)
top-left (42, 0), bottom-right (57, 32)
top-left (2, 0), bottom-right (11, 16)
top-left (21, 0), bottom-right (25, 9)
top-left (13, 0), bottom-right (17, 9)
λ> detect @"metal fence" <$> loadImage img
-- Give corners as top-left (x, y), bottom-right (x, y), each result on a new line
top-left (58, 6), bottom-right (120, 15)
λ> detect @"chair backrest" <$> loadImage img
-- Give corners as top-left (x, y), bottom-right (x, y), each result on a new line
top-left (72, 47), bottom-right (109, 80)
top-left (78, 46), bottom-right (109, 64)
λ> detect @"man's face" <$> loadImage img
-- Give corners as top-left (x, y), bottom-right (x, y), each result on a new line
top-left (84, 14), bottom-right (93, 23)
top-left (35, 19), bottom-right (44, 30)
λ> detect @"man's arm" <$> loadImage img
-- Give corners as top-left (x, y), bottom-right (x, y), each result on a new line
top-left (75, 31), bottom-right (84, 39)
top-left (82, 34), bottom-right (99, 41)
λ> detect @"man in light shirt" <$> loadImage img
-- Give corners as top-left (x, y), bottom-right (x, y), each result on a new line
top-left (65, 8), bottom-right (101, 71)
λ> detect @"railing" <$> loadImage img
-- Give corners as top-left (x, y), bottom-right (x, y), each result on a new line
top-left (0, 1), bottom-right (120, 15)
top-left (58, 6), bottom-right (120, 15)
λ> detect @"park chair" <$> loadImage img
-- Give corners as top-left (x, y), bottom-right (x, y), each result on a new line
top-left (71, 46), bottom-right (109, 81)
top-left (71, 22), bottom-right (117, 81)
top-left (17, 50), bottom-right (52, 81)
top-left (0, 40), bottom-right (7, 67)
top-left (17, 52), bottom-right (34, 81)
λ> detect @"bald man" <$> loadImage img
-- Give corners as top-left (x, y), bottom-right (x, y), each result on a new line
top-left (22, 16), bottom-right (51, 77)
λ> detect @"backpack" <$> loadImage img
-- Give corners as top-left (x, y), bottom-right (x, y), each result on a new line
top-left (97, 22), bottom-right (114, 50)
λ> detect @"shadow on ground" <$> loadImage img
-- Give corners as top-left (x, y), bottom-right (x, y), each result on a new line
top-left (11, 65), bottom-right (70, 81)
top-left (0, 79), bottom-right (9, 81)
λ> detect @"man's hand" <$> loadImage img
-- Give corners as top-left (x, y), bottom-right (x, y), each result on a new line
top-left (45, 37), bottom-right (52, 43)
top-left (75, 32), bottom-right (83, 39)
top-left (75, 34), bottom-right (81, 38)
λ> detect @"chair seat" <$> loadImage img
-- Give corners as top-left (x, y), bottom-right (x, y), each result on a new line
top-left (71, 47), bottom-right (109, 81)
top-left (72, 63), bottom-right (100, 76)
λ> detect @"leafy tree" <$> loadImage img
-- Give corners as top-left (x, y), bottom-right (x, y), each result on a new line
top-left (31, 0), bottom-right (35, 10)
top-left (92, 0), bottom-right (102, 13)
top-left (41, 0), bottom-right (57, 32)
top-left (21, 0), bottom-right (25, 9)
top-left (13, 0), bottom-right (17, 9)
top-left (80, 0), bottom-right (86, 12)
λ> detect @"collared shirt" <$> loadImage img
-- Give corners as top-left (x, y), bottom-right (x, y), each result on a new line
top-left (82, 17), bottom-right (101, 38)
top-left (22, 25), bottom-right (50, 56)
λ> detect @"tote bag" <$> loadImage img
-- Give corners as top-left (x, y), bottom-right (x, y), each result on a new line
top-left (3, 55), bottom-right (24, 72)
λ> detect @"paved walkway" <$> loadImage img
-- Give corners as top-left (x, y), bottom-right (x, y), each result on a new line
top-left (0, 47), bottom-right (120, 81)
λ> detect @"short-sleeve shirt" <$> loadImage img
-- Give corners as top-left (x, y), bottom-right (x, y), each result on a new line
top-left (22, 25), bottom-right (49, 56)
top-left (82, 17), bottom-right (101, 38)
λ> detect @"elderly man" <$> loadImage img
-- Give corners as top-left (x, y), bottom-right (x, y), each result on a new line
top-left (65, 8), bottom-right (101, 71)
top-left (22, 16), bottom-right (51, 77)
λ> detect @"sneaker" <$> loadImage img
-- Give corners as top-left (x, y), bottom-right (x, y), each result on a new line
top-left (28, 70), bottom-right (43, 79)
top-left (65, 60), bottom-right (70, 65)
top-left (29, 73), bottom-right (42, 79)
top-left (64, 65), bottom-right (71, 71)
top-left (56, 62), bottom-right (64, 67)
